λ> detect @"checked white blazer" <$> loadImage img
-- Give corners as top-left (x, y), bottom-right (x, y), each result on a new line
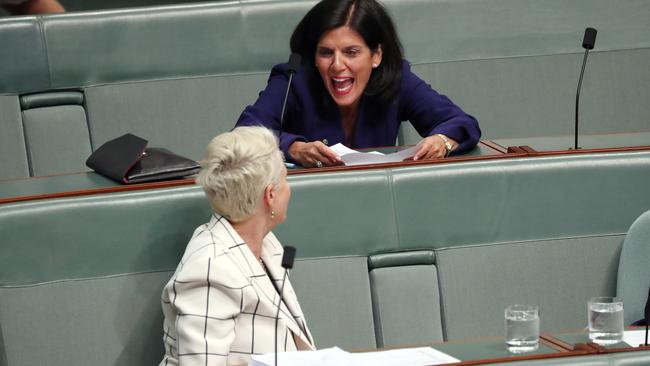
top-left (159, 214), bottom-right (315, 366)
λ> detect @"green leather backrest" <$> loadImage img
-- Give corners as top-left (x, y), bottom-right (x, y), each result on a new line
top-left (275, 169), bottom-right (398, 257)
top-left (20, 91), bottom-right (91, 176)
top-left (291, 257), bottom-right (376, 350)
top-left (436, 236), bottom-right (623, 339)
top-left (617, 209), bottom-right (650, 324)
top-left (0, 272), bottom-right (171, 366)
top-left (368, 251), bottom-right (443, 346)
top-left (392, 152), bottom-right (650, 248)
top-left (0, 96), bottom-right (28, 178)
top-left (0, 186), bottom-right (209, 286)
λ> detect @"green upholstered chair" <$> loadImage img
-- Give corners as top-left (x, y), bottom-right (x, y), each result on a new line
top-left (368, 251), bottom-right (444, 347)
top-left (616, 209), bottom-right (650, 325)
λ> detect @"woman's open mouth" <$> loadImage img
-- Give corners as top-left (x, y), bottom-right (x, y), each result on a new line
top-left (331, 77), bottom-right (354, 95)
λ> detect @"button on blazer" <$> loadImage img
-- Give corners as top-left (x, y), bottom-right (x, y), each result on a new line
top-left (159, 214), bottom-right (315, 366)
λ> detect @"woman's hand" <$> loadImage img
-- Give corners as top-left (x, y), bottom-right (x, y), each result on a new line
top-left (412, 134), bottom-right (458, 160)
top-left (288, 141), bottom-right (343, 168)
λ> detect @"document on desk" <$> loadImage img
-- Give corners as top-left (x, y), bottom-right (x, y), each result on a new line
top-left (330, 143), bottom-right (419, 166)
top-left (250, 346), bottom-right (460, 366)
top-left (623, 329), bottom-right (649, 346)
top-left (342, 347), bottom-right (461, 366)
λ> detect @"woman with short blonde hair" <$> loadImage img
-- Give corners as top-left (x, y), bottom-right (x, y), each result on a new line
top-left (197, 126), bottom-right (284, 222)
top-left (159, 126), bottom-right (315, 366)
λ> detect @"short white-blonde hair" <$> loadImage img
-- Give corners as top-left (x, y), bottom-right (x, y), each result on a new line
top-left (196, 126), bottom-right (284, 222)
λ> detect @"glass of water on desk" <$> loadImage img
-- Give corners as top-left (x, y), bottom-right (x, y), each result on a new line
top-left (505, 304), bottom-right (540, 353)
top-left (588, 296), bottom-right (624, 345)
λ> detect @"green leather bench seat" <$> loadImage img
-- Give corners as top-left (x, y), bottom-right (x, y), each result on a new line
top-left (1, 0), bottom-right (649, 179)
top-left (2, 150), bottom-right (650, 365)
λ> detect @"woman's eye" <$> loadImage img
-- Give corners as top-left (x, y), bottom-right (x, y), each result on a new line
top-left (345, 49), bottom-right (360, 56)
top-left (317, 49), bottom-right (333, 57)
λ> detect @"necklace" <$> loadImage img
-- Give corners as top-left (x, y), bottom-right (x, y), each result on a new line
top-left (259, 258), bottom-right (267, 272)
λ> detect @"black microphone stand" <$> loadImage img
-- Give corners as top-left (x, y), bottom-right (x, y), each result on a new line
top-left (574, 27), bottom-right (597, 150)
top-left (274, 246), bottom-right (296, 366)
top-left (643, 287), bottom-right (650, 346)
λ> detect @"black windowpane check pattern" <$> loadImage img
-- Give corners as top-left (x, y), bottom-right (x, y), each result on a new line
top-left (158, 214), bottom-right (315, 366)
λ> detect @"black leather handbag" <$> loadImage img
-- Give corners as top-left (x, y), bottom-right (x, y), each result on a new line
top-left (86, 133), bottom-right (200, 184)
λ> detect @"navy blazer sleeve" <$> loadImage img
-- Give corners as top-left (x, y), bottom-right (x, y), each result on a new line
top-left (398, 62), bottom-right (481, 154)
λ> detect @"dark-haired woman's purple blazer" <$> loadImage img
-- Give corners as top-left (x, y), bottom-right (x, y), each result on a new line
top-left (236, 60), bottom-right (481, 162)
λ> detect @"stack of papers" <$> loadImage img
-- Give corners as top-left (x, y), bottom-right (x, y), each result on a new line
top-left (250, 346), bottom-right (460, 366)
top-left (330, 143), bottom-right (419, 166)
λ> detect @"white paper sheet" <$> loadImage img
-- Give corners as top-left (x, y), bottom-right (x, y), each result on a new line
top-left (339, 347), bottom-right (461, 366)
top-left (250, 347), bottom-right (348, 366)
top-left (623, 329), bottom-right (650, 347)
top-left (329, 143), bottom-right (419, 166)
top-left (250, 346), bottom-right (459, 366)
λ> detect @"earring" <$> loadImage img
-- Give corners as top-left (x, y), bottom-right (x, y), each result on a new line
top-left (372, 63), bottom-right (378, 68)
top-left (271, 210), bottom-right (275, 219)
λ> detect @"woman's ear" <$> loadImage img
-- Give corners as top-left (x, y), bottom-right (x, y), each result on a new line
top-left (372, 44), bottom-right (383, 68)
top-left (263, 184), bottom-right (275, 207)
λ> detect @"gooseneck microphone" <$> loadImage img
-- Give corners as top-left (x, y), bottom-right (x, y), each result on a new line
top-left (574, 27), bottom-right (597, 149)
top-left (279, 54), bottom-right (302, 130)
top-left (274, 246), bottom-right (296, 366)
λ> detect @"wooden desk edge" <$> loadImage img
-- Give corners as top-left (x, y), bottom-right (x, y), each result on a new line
top-left (3, 144), bottom-right (650, 205)
top-left (0, 150), bottom-right (524, 205)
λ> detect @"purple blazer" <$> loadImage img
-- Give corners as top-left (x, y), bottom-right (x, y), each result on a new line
top-left (236, 60), bottom-right (481, 162)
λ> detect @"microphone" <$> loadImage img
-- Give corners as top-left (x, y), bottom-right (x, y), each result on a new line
top-left (279, 53), bottom-right (302, 130)
top-left (574, 27), bottom-right (597, 150)
top-left (274, 246), bottom-right (296, 366)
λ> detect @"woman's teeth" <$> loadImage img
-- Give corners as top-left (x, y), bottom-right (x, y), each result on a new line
top-left (332, 77), bottom-right (353, 93)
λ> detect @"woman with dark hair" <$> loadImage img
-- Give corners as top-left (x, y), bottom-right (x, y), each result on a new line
top-left (236, 0), bottom-right (481, 168)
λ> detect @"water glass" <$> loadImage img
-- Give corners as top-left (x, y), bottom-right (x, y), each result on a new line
top-left (588, 296), bottom-right (624, 345)
top-left (505, 304), bottom-right (540, 353)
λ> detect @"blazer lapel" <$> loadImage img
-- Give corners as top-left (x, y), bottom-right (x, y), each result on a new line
top-left (261, 233), bottom-right (315, 349)
top-left (209, 216), bottom-right (314, 349)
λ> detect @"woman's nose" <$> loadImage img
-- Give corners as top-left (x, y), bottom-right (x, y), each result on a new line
top-left (331, 52), bottom-right (346, 72)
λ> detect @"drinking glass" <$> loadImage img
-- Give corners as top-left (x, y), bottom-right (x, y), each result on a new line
top-left (505, 304), bottom-right (540, 353)
top-left (588, 296), bottom-right (624, 345)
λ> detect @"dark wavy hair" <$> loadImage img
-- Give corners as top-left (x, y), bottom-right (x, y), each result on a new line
top-left (290, 0), bottom-right (403, 105)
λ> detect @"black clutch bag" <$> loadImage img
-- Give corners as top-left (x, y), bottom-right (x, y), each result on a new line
top-left (86, 133), bottom-right (200, 184)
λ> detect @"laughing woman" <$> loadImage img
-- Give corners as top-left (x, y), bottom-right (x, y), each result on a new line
top-left (236, 0), bottom-right (481, 168)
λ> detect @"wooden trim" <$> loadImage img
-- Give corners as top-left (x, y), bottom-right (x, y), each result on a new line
top-left (540, 334), bottom-right (576, 351)
top-left (514, 144), bottom-right (650, 157)
top-left (479, 139), bottom-right (508, 154)
top-left (589, 342), bottom-right (650, 354)
top-left (519, 145), bottom-right (538, 154)
top-left (288, 151), bottom-right (529, 174)
top-left (0, 178), bottom-right (196, 205)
